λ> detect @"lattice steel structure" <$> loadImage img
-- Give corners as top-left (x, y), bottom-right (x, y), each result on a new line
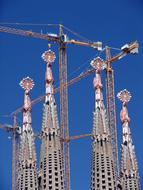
top-left (90, 57), bottom-right (117, 190)
top-left (17, 77), bottom-right (38, 190)
top-left (105, 47), bottom-right (119, 178)
top-left (117, 89), bottom-right (140, 190)
top-left (39, 49), bottom-right (65, 190)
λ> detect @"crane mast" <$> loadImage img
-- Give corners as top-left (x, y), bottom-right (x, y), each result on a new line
top-left (105, 42), bottom-right (139, 178)
top-left (105, 47), bottom-right (118, 178)
top-left (59, 25), bottom-right (70, 190)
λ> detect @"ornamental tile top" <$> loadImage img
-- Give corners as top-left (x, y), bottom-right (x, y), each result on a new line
top-left (90, 57), bottom-right (106, 71)
top-left (117, 89), bottom-right (131, 103)
top-left (42, 49), bottom-right (56, 63)
top-left (20, 77), bottom-right (34, 92)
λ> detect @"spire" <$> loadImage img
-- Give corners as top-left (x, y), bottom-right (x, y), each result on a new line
top-left (90, 57), bottom-right (117, 190)
top-left (19, 77), bottom-right (36, 160)
top-left (39, 47), bottom-right (65, 190)
top-left (91, 57), bottom-right (106, 109)
top-left (42, 46), bottom-right (56, 103)
top-left (117, 89), bottom-right (140, 189)
top-left (17, 77), bottom-right (38, 190)
top-left (41, 47), bottom-right (59, 134)
top-left (91, 57), bottom-right (109, 137)
top-left (117, 89), bottom-right (132, 145)
top-left (20, 77), bottom-right (34, 133)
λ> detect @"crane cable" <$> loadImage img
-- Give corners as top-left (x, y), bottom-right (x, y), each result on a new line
top-left (68, 46), bottom-right (106, 79)
top-left (62, 25), bottom-right (90, 42)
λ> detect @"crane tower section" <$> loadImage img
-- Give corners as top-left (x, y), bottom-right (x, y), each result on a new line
top-left (105, 47), bottom-right (119, 176)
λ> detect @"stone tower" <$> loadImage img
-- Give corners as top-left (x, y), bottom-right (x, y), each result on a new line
top-left (39, 48), bottom-right (65, 190)
top-left (90, 57), bottom-right (117, 190)
top-left (117, 89), bottom-right (140, 190)
top-left (17, 77), bottom-right (38, 190)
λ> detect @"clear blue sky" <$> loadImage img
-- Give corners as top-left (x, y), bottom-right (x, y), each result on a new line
top-left (0, 0), bottom-right (143, 189)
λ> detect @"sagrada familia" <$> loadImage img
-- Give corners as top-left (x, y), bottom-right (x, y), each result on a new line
top-left (16, 48), bottom-right (141, 190)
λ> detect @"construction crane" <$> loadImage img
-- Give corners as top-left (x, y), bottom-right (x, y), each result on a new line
top-left (0, 24), bottom-right (139, 190)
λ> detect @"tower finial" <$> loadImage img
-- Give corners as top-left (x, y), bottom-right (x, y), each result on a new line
top-left (41, 48), bottom-right (56, 64)
top-left (90, 57), bottom-right (106, 72)
top-left (117, 89), bottom-right (131, 104)
top-left (20, 77), bottom-right (34, 93)
top-left (90, 57), bottom-right (106, 108)
top-left (41, 48), bottom-right (56, 101)
top-left (20, 77), bottom-right (34, 110)
top-left (91, 57), bottom-right (106, 89)
top-left (117, 89), bottom-right (131, 124)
